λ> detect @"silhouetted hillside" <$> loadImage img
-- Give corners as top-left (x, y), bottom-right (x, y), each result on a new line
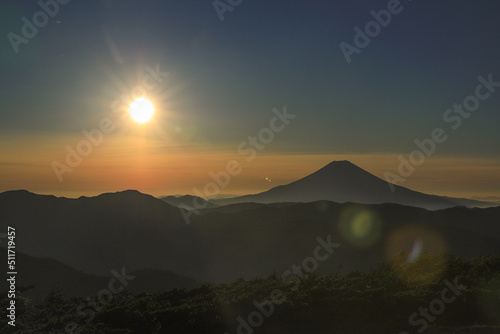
top-left (1, 190), bottom-right (499, 284)
top-left (198, 202), bottom-right (296, 214)
top-left (160, 195), bottom-right (217, 209)
top-left (0, 248), bottom-right (198, 303)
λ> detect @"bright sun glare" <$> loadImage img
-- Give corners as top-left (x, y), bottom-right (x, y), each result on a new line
top-left (129, 97), bottom-right (154, 123)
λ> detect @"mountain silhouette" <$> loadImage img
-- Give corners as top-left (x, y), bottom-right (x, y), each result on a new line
top-left (212, 161), bottom-right (491, 210)
top-left (1, 189), bottom-right (499, 284)
top-left (160, 195), bottom-right (217, 209)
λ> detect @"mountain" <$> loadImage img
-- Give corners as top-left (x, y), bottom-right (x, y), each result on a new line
top-left (160, 195), bottom-right (217, 209)
top-left (1, 190), bottom-right (499, 284)
top-left (472, 195), bottom-right (500, 205)
top-left (211, 161), bottom-right (492, 210)
top-left (0, 248), bottom-right (198, 303)
top-left (0, 190), bottom-right (195, 277)
top-left (438, 195), bottom-right (495, 208)
top-left (198, 202), bottom-right (296, 215)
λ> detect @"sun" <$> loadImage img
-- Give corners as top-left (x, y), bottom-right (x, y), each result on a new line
top-left (129, 97), bottom-right (154, 123)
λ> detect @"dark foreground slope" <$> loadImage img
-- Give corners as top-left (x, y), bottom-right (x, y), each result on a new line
top-left (2, 254), bottom-right (500, 334)
top-left (0, 248), bottom-right (197, 303)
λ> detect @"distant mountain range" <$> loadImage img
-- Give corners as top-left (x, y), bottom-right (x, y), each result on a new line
top-left (211, 161), bottom-right (493, 210)
top-left (1, 188), bottom-right (499, 288)
top-left (160, 194), bottom-right (217, 210)
top-left (0, 160), bottom-right (497, 296)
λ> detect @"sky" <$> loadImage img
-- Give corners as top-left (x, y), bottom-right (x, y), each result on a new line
top-left (0, 0), bottom-right (499, 199)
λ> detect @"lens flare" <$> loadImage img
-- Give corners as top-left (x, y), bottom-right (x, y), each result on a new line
top-left (386, 225), bottom-right (448, 287)
top-left (338, 206), bottom-right (382, 248)
top-left (407, 237), bottom-right (424, 263)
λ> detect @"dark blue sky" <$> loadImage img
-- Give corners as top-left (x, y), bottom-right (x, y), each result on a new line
top-left (1, 0), bottom-right (499, 197)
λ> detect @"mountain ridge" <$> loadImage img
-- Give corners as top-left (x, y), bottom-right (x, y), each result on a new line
top-left (1, 189), bottom-right (499, 283)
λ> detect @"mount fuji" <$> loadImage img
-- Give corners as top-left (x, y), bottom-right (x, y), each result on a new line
top-left (212, 161), bottom-right (490, 210)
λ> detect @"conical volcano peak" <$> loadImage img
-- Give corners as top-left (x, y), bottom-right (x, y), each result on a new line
top-left (330, 160), bottom-right (351, 164)
top-left (324, 160), bottom-right (357, 167)
top-left (213, 160), bottom-right (475, 210)
top-left (316, 160), bottom-right (366, 176)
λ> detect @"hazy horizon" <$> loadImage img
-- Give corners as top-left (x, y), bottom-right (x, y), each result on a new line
top-left (4, 155), bottom-right (500, 201)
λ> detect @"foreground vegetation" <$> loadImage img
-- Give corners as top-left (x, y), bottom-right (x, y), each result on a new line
top-left (2, 253), bottom-right (500, 334)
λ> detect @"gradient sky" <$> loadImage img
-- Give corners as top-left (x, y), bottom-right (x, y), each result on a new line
top-left (0, 0), bottom-right (499, 199)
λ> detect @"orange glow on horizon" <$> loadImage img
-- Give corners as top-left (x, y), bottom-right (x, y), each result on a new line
top-left (1, 133), bottom-right (500, 200)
